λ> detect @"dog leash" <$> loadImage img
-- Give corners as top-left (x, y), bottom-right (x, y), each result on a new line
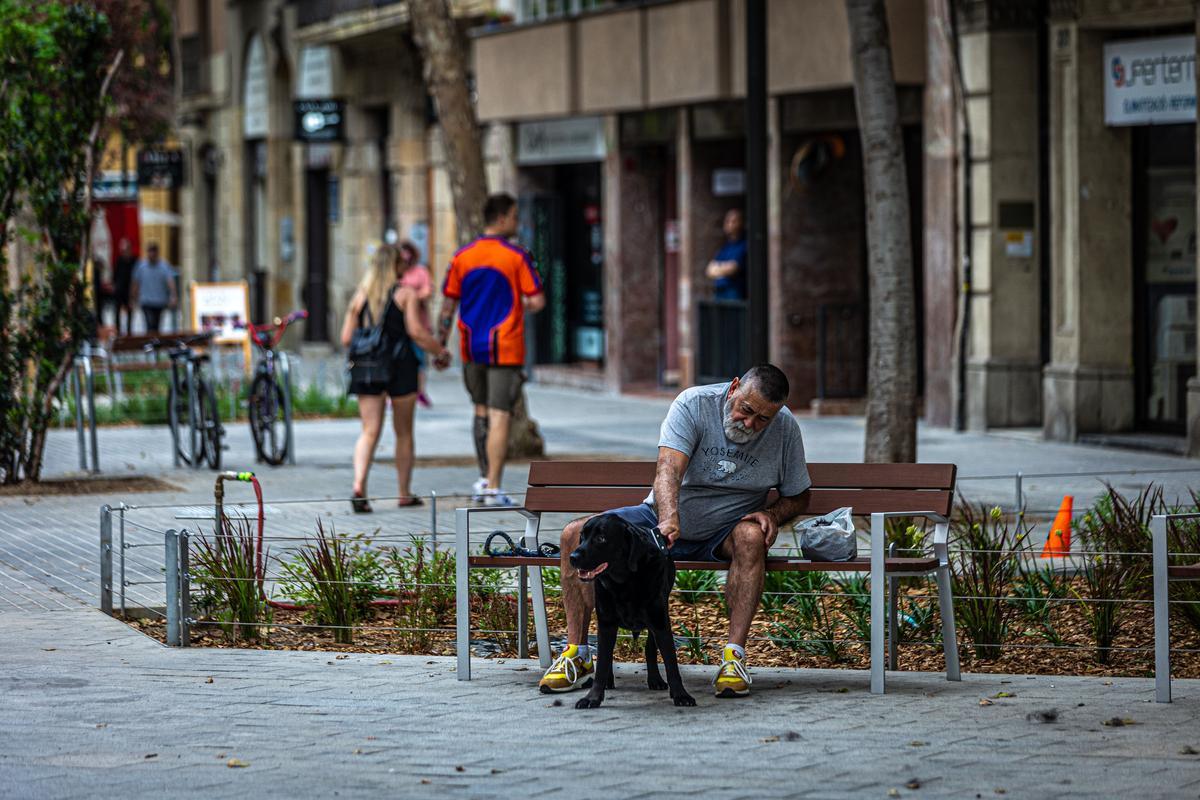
top-left (483, 530), bottom-right (560, 558)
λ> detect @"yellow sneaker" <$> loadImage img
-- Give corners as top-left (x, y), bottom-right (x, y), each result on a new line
top-left (538, 645), bottom-right (594, 693)
top-left (713, 646), bottom-right (751, 698)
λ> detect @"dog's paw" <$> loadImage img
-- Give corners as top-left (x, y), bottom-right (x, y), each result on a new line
top-left (575, 696), bottom-right (603, 709)
top-left (647, 675), bottom-right (669, 690)
top-left (672, 692), bottom-right (696, 707)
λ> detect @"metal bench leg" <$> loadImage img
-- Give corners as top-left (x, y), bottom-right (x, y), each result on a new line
top-left (524, 515), bottom-right (552, 668)
top-left (1152, 516), bottom-right (1171, 703)
top-left (456, 508), bottom-right (471, 681)
top-left (870, 513), bottom-right (885, 694)
top-left (518, 566), bottom-right (528, 659)
top-left (936, 563), bottom-right (961, 681)
top-left (887, 543), bottom-right (899, 671)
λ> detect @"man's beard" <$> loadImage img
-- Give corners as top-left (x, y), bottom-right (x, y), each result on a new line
top-left (723, 396), bottom-right (758, 444)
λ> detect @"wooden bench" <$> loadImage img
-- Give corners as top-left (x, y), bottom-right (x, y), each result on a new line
top-left (1152, 513), bottom-right (1200, 702)
top-left (455, 460), bottom-right (961, 694)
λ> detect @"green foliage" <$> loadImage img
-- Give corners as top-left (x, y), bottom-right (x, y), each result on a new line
top-left (833, 574), bottom-right (872, 644)
top-left (385, 539), bottom-right (455, 649)
top-left (760, 570), bottom-right (826, 614)
top-left (0, 1), bottom-right (114, 483)
top-left (1009, 561), bottom-right (1069, 647)
top-left (1168, 496), bottom-right (1200, 636)
top-left (277, 524), bottom-right (386, 644)
top-left (674, 569), bottom-right (721, 605)
top-left (1073, 487), bottom-right (1158, 664)
top-left (951, 503), bottom-right (1025, 660)
top-left (677, 623), bottom-right (708, 664)
top-left (190, 515), bottom-right (270, 642)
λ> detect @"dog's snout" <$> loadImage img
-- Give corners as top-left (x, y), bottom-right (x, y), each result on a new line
top-left (568, 548), bottom-right (584, 568)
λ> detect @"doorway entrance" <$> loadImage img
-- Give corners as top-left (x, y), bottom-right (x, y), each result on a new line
top-left (1133, 124), bottom-right (1196, 433)
top-left (304, 168), bottom-right (330, 342)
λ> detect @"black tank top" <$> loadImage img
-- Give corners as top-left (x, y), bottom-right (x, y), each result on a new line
top-left (359, 285), bottom-right (412, 354)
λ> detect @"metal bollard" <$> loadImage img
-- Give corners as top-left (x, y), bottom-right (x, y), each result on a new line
top-left (430, 490), bottom-right (438, 554)
top-left (99, 505), bottom-right (113, 615)
top-left (83, 353), bottom-right (99, 473)
top-left (72, 365), bottom-right (87, 471)
top-left (518, 566), bottom-right (529, 659)
top-left (118, 505), bottom-right (127, 617)
top-left (165, 530), bottom-right (180, 646)
top-left (1014, 472), bottom-right (1023, 512)
top-left (179, 530), bottom-right (191, 647)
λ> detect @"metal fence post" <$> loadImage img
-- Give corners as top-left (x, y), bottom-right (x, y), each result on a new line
top-left (179, 530), bottom-right (191, 647)
top-left (83, 352), bottom-right (99, 473)
top-left (1014, 471), bottom-right (1023, 511)
top-left (518, 566), bottom-right (529, 659)
top-left (72, 364), bottom-right (87, 471)
top-left (165, 530), bottom-right (180, 646)
top-left (280, 351), bottom-right (297, 465)
top-left (99, 505), bottom-right (113, 614)
top-left (430, 490), bottom-right (438, 554)
top-left (118, 504), bottom-right (127, 617)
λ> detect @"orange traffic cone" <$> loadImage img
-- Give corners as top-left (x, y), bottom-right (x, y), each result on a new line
top-left (1042, 495), bottom-right (1073, 558)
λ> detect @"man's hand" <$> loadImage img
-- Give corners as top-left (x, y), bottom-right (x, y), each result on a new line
top-left (657, 517), bottom-right (681, 546)
top-left (739, 511), bottom-right (779, 548)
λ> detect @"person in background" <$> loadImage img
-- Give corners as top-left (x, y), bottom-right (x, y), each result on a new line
top-left (396, 240), bottom-right (434, 409)
top-left (438, 193), bottom-right (545, 506)
top-left (342, 244), bottom-right (451, 512)
top-left (112, 238), bottom-right (137, 335)
top-left (705, 208), bottom-right (747, 301)
top-left (130, 242), bottom-right (177, 333)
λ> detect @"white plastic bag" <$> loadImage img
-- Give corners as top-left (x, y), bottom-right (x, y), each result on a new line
top-left (792, 507), bottom-right (857, 562)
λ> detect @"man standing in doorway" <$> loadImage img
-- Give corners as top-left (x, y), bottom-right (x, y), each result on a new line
top-left (705, 208), bottom-right (748, 301)
top-left (130, 242), bottom-right (178, 333)
top-left (113, 238), bottom-right (138, 335)
top-left (439, 193), bottom-right (546, 506)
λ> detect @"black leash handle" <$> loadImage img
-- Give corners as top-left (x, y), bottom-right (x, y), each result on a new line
top-left (483, 530), bottom-right (560, 558)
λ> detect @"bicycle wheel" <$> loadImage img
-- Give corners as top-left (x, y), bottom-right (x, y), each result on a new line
top-left (167, 371), bottom-right (193, 466)
top-left (248, 372), bottom-right (289, 465)
top-left (196, 379), bottom-right (224, 471)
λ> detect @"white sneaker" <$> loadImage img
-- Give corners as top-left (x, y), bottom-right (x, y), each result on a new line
top-left (482, 488), bottom-right (516, 507)
top-left (471, 477), bottom-right (488, 503)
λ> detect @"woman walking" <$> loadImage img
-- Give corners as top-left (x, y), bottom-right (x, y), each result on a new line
top-left (396, 241), bottom-right (435, 408)
top-left (341, 244), bottom-right (450, 512)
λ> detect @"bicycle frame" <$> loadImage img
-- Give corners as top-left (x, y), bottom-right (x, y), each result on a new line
top-left (247, 310), bottom-right (306, 466)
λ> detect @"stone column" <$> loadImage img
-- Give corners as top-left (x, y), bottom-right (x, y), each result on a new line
top-left (676, 107), bottom-right (696, 388)
top-left (962, 23), bottom-right (1043, 431)
top-left (1190, 10), bottom-right (1200, 457)
top-left (1043, 23), bottom-right (1134, 441)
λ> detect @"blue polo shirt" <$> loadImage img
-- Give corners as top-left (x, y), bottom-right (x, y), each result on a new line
top-left (713, 238), bottom-right (747, 300)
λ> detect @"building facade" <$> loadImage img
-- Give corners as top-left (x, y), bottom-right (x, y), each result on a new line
top-left (926, 0), bottom-right (1200, 455)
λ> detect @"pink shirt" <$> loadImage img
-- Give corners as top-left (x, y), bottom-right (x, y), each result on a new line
top-left (400, 264), bottom-right (433, 331)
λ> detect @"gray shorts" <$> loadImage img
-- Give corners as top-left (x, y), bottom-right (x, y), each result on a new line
top-left (463, 363), bottom-right (524, 413)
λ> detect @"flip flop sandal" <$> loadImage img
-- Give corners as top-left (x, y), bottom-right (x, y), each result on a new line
top-left (351, 493), bottom-right (373, 513)
top-left (397, 496), bottom-right (425, 507)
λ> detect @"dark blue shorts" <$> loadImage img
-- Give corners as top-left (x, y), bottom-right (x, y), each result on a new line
top-left (603, 503), bottom-right (736, 563)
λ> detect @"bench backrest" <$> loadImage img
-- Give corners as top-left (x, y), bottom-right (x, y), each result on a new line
top-left (525, 461), bottom-right (956, 517)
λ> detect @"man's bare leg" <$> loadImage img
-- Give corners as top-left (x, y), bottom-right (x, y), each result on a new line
top-left (718, 521), bottom-right (768, 647)
top-left (485, 407), bottom-right (511, 491)
top-left (559, 515), bottom-right (596, 644)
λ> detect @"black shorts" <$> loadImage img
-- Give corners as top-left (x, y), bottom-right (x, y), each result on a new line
top-left (350, 357), bottom-right (419, 398)
top-left (463, 363), bottom-right (524, 413)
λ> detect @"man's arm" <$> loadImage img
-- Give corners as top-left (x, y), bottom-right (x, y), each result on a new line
top-left (741, 489), bottom-right (811, 549)
top-left (523, 292), bottom-right (546, 313)
top-left (653, 446), bottom-right (689, 545)
top-left (437, 297), bottom-right (459, 347)
top-left (705, 260), bottom-right (740, 279)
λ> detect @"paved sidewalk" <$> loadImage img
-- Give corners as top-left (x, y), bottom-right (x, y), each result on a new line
top-left (3, 608), bottom-right (1199, 799)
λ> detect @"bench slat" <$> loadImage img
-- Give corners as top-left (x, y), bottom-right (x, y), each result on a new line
top-left (524, 486), bottom-right (953, 517)
top-left (1169, 564), bottom-right (1200, 580)
top-left (466, 555), bottom-right (939, 573)
top-left (528, 461), bottom-right (956, 490)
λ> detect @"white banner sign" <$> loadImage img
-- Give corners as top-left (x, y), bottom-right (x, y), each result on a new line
top-left (191, 281), bottom-right (250, 344)
top-left (1104, 36), bottom-right (1197, 126)
top-left (517, 117), bottom-right (606, 165)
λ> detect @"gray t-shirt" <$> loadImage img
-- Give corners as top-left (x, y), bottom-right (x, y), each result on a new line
top-left (648, 382), bottom-right (812, 541)
top-left (132, 258), bottom-right (176, 307)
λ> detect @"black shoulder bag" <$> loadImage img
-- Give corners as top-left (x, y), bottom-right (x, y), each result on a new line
top-left (347, 303), bottom-right (393, 385)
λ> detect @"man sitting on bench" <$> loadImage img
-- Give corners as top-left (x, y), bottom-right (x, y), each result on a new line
top-left (539, 364), bottom-right (812, 698)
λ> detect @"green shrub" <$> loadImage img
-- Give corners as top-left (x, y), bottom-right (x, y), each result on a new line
top-left (278, 524), bottom-right (386, 644)
top-left (190, 515), bottom-right (270, 642)
top-left (951, 503), bottom-right (1025, 660)
top-left (386, 539), bottom-right (455, 649)
top-left (675, 569), bottom-right (721, 604)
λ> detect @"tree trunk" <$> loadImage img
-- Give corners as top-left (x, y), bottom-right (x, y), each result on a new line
top-left (409, 0), bottom-right (544, 458)
top-left (408, 0), bottom-right (486, 248)
top-left (846, 0), bottom-right (918, 463)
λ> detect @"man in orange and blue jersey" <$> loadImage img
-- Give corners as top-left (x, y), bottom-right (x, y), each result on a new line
top-left (438, 193), bottom-right (546, 506)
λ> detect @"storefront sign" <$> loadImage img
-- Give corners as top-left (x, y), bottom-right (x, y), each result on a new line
top-left (1004, 230), bottom-right (1033, 258)
top-left (137, 148), bottom-right (186, 188)
top-left (1104, 36), bottom-right (1196, 126)
top-left (296, 46), bottom-right (336, 99)
top-left (517, 117), bottom-right (606, 165)
top-left (243, 36), bottom-right (268, 139)
top-left (712, 168), bottom-right (745, 197)
top-left (294, 99), bottom-right (344, 142)
top-left (191, 282), bottom-right (250, 345)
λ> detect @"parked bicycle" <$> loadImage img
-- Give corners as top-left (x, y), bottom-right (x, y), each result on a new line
top-left (247, 310), bottom-right (307, 465)
top-left (144, 330), bottom-right (224, 470)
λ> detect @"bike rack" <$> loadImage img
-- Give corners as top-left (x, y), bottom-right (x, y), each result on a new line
top-left (277, 351), bottom-right (297, 466)
top-left (72, 342), bottom-right (102, 474)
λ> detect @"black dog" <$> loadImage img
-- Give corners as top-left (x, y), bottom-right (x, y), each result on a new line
top-left (569, 514), bottom-right (695, 709)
